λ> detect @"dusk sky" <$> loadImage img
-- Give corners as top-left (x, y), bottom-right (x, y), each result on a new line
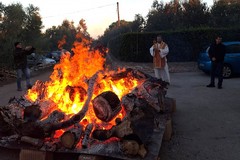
top-left (1, 0), bottom-right (213, 38)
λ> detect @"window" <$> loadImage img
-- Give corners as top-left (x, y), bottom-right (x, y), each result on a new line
top-left (226, 44), bottom-right (240, 54)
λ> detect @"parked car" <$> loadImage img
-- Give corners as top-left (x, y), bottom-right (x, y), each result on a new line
top-left (46, 49), bottom-right (72, 62)
top-left (27, 53), bottom-right (56, 68)
top-left (46, 51), bottom-right (62, 62)
top-left (198, 41), bottom-right (240, 78)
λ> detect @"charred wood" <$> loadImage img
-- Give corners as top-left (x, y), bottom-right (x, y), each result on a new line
top-left (18, 110), bottom-right (65, 138)
top-left (23, 105), bottom-right (42, 122)
top-left (40, 138), bottom-right (62, 152)
top-left (0, 104), bottom-right (24, 135)
top-left (82, 123), bottom-right (93, 149)
top-left (110, 68), bottom-right (152, 81)
top-left (20, 136), bottom-right (44, 148)
top-left (8, 96), bottom-right (32, 107)
top-left (19, 121), bottom-right (45, 138)
top-left (38, 110), bottom-right (65, 127)
top-left (38, 100), bottom-right (58, 119)
top-left (0, 110), bottom-right (16, 135)
top-left (120, 139), bottom-right (147, 158)
top-left (60, 124), bottom-right (83, 149)
top-left (131, 79), bottom-right (167, 112)
top-left (92, 119), bottom-right (133, 141)
top-left (92, 91), bottom-right (121, 122)
top-left (93, 98), bottom-right (155, 146)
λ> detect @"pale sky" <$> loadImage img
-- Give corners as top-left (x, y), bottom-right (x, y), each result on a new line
top-left (1, 0), bottom-right (213, 38)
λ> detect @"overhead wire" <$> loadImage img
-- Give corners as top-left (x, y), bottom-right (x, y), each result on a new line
top-left (42, 3), bottom-right (116, 19)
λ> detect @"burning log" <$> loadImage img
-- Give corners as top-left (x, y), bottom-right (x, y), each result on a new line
top-left (23, 105), bottom-right (42, 122)
top-left (82, 123), bottom-right (93, 149)
top-left (23, 100), bottom-right (59, 122)
top-left (92, 91), bottom-right (121, 122)
top-left (29, 80), bottom-right (46, 100)
top-left (43, 71), bottom-right (101, 135)
top-left (93, 98), bottom-right (155, 142)
top-left (65, 85), bottom-right (87, 102)
top-left (39, 110), bottom-right (65, 126)
top-left (8, 96), bottom-right (32, 107)
top-left (131, 79), bottom-right (167, 112)
top-left (110, 68), bottom-right (152, 81)
top-left (38, 100), bottom-right (59, 119)
top-left (6, 71), bottom-right (98, 139)
top-left (60, 124), bottom-right (83, 149)
top-left (19, 110), bottom-right (65, 139)
top-left (92, 119), bottom-right (133, 141)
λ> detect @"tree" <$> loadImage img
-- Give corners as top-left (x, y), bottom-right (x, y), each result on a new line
top-left (144, 0), bottom-right (183, 31)
top-left (181, 0), bottom-right (210, 28)
top-left (97, 20), bottom-right (132, 47)
top-left (43, 20), bottom-right (77, 52)
top-left (0, 3), bottom-right (26, 43)
top-left (130, 14), bottom-right (145, 32)
top-left (0, 3), bottom-right (26, 67)
top-left (210, 0), bottom-right (240, 27)
top-left (23, 4), bottom-right (43, 46)
top-left (144, 1), bottom-right (165, 31)
top-left (76, 19), bottom-right (90, 39)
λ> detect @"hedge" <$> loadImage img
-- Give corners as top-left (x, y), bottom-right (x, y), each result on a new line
top-left (108, 27), bottom-right (240, 62)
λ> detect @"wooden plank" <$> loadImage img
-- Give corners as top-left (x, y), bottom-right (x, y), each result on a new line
top-left (163, 119), bottom-right (173, 141)
top-left (19, 149), bottom-right (53, 160)
top-left (78, 154), bottom-right (105, 160)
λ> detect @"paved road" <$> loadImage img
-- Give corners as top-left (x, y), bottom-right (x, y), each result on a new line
top-left (160, 72), bottom-right (240, 160)
top-left (0, 69), bottom-right (240, 160)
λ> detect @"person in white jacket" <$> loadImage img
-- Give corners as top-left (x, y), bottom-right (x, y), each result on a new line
top-left (149, 35), bottom-right (170, 83)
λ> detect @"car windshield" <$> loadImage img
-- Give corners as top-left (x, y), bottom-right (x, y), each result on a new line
top-left (205, 47), bottom-right (210, 53)
top-left (199, 46), bottom-right (209, 54)
top-left (225, 44), bottom-right (240, 53)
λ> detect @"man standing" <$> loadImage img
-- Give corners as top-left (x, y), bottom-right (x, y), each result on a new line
top-left (150, 35), bottom-right (170, 84)
top-left (13, 42), bottom-right (35, 91)
top-left (207, 36), bottom-right (226, 89)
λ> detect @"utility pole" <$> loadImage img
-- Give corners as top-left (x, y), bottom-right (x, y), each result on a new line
top-left (117, 2), bottom-right (120, 27)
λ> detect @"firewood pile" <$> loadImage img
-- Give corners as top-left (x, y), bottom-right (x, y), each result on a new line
top-left (0, 64), bottom-right (53, 83)
top-left (0, 67), bottom-right (16, 81)
top-left (0, 68), bottom-right (175, 160)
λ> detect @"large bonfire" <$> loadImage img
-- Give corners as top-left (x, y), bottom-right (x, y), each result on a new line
top-left (0, 32), bottom-right (172, 159)
top-left (26, 33), bottom-right (140, 130)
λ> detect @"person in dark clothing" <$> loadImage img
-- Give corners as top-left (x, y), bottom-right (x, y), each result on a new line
top-left (13, 42), bottom-right (35, 91)
top-left (206, 36), bottom-right (226, 89)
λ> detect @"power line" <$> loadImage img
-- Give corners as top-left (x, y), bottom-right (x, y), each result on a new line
top-left (42, 3), bottom-right (116, 19)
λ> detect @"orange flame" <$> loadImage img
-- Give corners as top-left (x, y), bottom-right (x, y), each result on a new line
top-left (26, 33), bottom-right (140, 129)
top-left (58, 35), bottom-right (67, 50)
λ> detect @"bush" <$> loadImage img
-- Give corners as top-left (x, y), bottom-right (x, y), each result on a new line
top-left (108, 27), bottom-right (240, 62)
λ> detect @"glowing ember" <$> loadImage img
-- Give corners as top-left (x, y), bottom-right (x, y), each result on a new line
top-left (25, 33), bottom-right (140, 129)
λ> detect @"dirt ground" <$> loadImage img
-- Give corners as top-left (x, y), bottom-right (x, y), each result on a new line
top-left (0, 62), bottom-right (240, 160)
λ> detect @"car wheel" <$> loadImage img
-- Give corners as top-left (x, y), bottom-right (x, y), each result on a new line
top-left (222, 64), bottom-right (232, 78)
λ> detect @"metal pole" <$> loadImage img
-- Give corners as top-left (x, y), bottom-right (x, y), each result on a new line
top-left (117, 2), bottom-right (120, 27)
